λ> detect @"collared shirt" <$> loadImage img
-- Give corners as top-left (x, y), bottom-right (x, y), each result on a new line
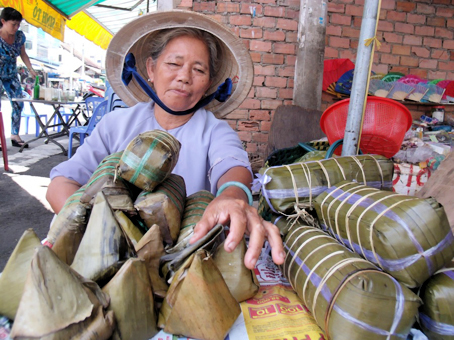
top-left (50, 102), bottom-right (252, 195)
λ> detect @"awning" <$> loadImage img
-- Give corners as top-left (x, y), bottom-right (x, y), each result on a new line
top-left (1, 0), bottom-right (113, 49)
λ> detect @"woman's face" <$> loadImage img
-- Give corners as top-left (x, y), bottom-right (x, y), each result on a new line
top-left (1, 20), bottom-right (21, 35)
top-left (146, 35), bottom-right (212, 112)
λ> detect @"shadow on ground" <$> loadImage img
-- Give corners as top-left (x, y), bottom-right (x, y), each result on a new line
top-left (0, 153), bottom-right (68, 271)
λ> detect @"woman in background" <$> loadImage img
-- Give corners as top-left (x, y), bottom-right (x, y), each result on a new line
top-left (0, 7), bottom-right (36, 148)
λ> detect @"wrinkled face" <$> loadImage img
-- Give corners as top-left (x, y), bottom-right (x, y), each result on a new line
top-left (146, 35), bottom-right (212, 113)
top-left (1, 20), bottom-right (21, 35)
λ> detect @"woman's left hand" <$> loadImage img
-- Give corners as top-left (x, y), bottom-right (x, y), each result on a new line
top-left (29, 68), bottom-right (37, 78)
top-left (190, 191), bottom-right (285, 270)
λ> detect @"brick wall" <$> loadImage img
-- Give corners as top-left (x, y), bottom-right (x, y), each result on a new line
top-left (180, 0), bottom-right (454, 161)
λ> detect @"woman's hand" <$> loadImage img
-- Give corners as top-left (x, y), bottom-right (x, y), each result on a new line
top-left (29, 68), bottom-right (37, 78)
top-left (190, 186), bottom-right (285, 270)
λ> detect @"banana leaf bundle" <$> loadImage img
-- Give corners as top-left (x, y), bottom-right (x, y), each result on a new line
top-left (114, 210), bottom-right (144, 247)
top-left (102, 258), bottom-right (159, 340)
top-left (46, 186), bottom-right (89, 247)
top-left (80, 151), bottom-right (136, 216)
top-left (0, 229), bottom-right (41, 320)
top-left (283, 225), bottom-right (421, 340)
top-left (134, 174), bottom-right (186, 245)
top-left (10, 246), bottom-right (115, 339)
top-left (314, 180), bottom-right (454, 288)
top-left (158, 249), bottom-right (240, 340)
top-left (418, 261), bottom-right (454, 339)
top-left (160, 224), bottom-right (225, 283)
top-left (71, 191), bottom-right (135, 284)
top-left (168, 190), bottom-right (214, 253)
top-left (213, 238), bottom-right (260, 302)
top-left (135, 224), bottom-right (169, 298)
top-left (258, 154), bottom-right (394, 214)
top-left (118, 130), bottom-right (181, 192)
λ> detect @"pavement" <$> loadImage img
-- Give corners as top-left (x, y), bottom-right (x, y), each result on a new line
top-left (0, 98), bottom-right (79, 271)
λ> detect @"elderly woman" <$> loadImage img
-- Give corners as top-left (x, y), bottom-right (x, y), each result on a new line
top-left (46, 10), bottom-right (284, 269)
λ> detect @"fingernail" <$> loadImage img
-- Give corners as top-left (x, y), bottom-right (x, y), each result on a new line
top-left (280, 251), bottom-right (286, 259)
top-left (226, 241), bottom-right (235, 251)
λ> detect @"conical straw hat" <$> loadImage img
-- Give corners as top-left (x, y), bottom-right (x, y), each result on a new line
top-left (106, 10), bottom-right (254, 118)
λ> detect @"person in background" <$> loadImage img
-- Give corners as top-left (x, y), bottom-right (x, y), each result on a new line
top-left (0, 7), bottom-right (36, 148)
top-left (47, 11), bottom-right (285, 270)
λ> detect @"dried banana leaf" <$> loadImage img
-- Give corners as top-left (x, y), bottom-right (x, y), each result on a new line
top-left (114, 210), bottom-right (144, 247)
top-left (135, 224), bottom-right (169, 298)
top-left (418, 261), bottom-right (454, 339)
top-left (118, 130), bottom-right (181, 192)
top-left (213, 238), bottom-right (260, 302)
top-left (46, 186), bottom-right (89, 246)
top-left (159, 249), bottom-right (240, 340)
top-left (0, 229), bottom-right (41, 320)
top-left (168, 190), bottom-right (214, 253)
top-left (80, 152), bottom-right (136, 215)
top-left (258, 154), bottom-right (394, 214)
top-left (71, 191), bottom-right (134, 284)
top-left (160, 224), bottom-right (225, 283)
top-left (314, 180), bottom-right (454, 288)
top-left (134, 174), bottom-right (186, 245)
top-left (283, 225), bottom-right (421, 340)
top-left (10, 246), bottom-right (114, 339)
top-left (102, 258), bottom-right (159, 340)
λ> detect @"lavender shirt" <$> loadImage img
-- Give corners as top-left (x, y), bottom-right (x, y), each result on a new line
top-left (50, 102), bottom-right (252, 195)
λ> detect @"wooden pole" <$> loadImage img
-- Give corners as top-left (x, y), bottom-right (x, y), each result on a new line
top-left (293, 0), bottom-right (327, 111)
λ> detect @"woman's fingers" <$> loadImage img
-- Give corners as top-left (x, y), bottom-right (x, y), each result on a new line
top-left (262, 220), bottom-right (286, 265)
top-left (189, 195), bottom-right (285, 270)
top-left (243, 210), bottom-right (266, 269)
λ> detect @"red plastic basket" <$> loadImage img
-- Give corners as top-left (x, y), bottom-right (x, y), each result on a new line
top-left (320, 97), bottom-right (412, 158)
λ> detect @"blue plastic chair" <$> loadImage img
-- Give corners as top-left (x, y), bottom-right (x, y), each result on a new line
top-left (20, 92), bottom-right (47, 137)
top-left (85, 96), bottom-right (105, 118)
top-left (53, 107), bottom-right (75, 132)
top-left (68, 100), bottom-right (108, 158)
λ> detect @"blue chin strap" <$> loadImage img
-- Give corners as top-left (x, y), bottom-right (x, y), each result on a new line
top-left (121, 53), bottom-right (232, 116)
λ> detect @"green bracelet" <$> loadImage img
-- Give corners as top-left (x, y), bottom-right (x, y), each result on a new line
top-left (216, 181), bottom-right (253, 206)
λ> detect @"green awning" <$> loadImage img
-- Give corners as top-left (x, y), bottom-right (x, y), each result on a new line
top-left (43, 0), bottom-right (107, 18)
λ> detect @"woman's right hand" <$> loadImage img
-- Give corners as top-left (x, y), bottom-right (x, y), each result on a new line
top-left (29, 68), bottom-right (37, 78)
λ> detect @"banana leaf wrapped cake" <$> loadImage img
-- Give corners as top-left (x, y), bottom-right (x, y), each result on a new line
top-left (418, 261), bottom-right (454, 339)
top-left (257, 154), bottom-right (393, 214)
top-left (48, 186), bottom-right (90, 264)
top-left (314, 180), bottom-right (454, 288)
top-left (118, 130), bottom-right (181, 192)
top-left (0, 229), bottom-right (41, 320)
top-left (134, 174), bottom-right (186, 245)
top-left (283, 224), bottom-right (421, 340)
top-left (80, 152), bottom-right (136, 216)
top-left (168, 190), bottom-right (214, 253)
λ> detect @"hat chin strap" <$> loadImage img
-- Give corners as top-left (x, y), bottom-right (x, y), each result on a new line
top-left (122, 53), bottom-right (232, 116)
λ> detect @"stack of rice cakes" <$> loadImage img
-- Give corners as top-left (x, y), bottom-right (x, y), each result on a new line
top-left (0, 130), bottom-right (259, 340)
top-left (258, 153), bottom-right (454, 339)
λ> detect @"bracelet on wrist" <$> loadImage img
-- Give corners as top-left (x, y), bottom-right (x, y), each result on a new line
top-left (216, 181), bottom-right (253, 206)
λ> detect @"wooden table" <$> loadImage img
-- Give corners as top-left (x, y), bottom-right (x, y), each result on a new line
top-left (12, 98), bottom-right (85, 156)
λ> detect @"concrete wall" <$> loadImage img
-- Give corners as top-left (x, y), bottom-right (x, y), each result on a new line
top-left (179, 0), bottom-right (454, 159)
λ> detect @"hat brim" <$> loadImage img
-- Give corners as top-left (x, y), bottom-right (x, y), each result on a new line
top-left (105, 10), bottom-right (253, 118)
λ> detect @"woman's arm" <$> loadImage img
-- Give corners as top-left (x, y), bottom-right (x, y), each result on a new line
top-left (191, 166), bottom-right (285, 269)
top-left (46, 176), bottom-right (82, 214)
top-left (20, 45), bottom-right (37, 78)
